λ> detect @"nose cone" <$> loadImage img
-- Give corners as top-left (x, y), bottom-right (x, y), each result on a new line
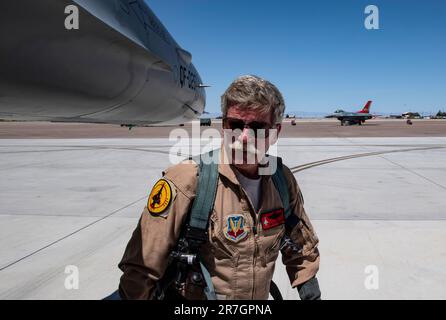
top-left (196, 87), bottom-right (206, 114)
top-left (194, 69), bottom-right (206, 115)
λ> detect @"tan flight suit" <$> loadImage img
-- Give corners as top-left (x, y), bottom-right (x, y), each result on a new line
top-left (118, 151), bottom-right (320, 300)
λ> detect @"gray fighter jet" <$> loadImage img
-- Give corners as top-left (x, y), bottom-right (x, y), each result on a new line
top-left (326, 101), bottom-right (373, 126)
top-left (0, 0), bottom-right (205, 126)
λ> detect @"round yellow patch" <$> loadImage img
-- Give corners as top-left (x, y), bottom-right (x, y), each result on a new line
top-left (147, 179), bottom-right (172, 214)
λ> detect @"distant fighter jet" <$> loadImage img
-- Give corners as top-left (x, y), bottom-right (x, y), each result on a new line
top-left (326, 101), bottom-right (373, 126)
top-left (0, 0), bottom-right (206, 126)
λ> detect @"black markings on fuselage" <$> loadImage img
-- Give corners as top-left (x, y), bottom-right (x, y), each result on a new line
top-left (179, 65), bottom-right (198, 91)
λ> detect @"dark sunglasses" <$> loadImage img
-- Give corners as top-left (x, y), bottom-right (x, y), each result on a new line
top-left (223, 117), bottom-right (274, 137)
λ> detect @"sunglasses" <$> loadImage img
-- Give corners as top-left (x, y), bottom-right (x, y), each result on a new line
top-left (223, 117), bottom-right (274, 137)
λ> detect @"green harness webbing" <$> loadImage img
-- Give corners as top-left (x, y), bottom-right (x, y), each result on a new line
top-left (270, 156), bottom-right (299, 227)
top-left (188, 149), bottom-right (220, 235)
top-left (184, 149), bottom-right (297, 300)
top-left (185, 148), bottom-right (220, 300)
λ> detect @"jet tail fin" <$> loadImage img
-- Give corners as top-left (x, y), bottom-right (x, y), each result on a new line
top-left (359, 101), bottom-right (372, 113)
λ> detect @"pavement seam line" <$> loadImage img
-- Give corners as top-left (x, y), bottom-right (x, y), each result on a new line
top-left (0, 196), bottom-right (147, 272)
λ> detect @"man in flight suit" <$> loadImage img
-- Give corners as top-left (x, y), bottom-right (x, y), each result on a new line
top-left (118, 75), bottom-right (321, 300)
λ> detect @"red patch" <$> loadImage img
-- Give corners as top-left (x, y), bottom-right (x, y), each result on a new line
top-left (260, 208), bottom-right (285, 230)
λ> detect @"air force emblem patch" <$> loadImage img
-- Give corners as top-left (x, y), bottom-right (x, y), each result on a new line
top-left (147, 179), bottom-right (173, 216)
top-left (224, 214), bottom-right (248, 243)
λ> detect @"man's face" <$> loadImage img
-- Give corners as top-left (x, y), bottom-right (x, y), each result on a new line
top-left (222, 104), bottom-right (281, 166)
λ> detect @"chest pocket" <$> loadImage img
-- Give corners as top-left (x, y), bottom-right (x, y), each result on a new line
top-left (262, 224), bottom-right (285, 261)
top-left (208, 212), bottom-right (240, 264)
top-left (258, 207), bottom-right (286, 257)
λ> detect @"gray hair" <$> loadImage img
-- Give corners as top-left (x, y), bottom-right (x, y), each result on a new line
top-left (221, 75), bottom-right (285, 124)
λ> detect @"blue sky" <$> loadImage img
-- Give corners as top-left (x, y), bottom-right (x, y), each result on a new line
top-left (148, 0), bottom-right (446, 116)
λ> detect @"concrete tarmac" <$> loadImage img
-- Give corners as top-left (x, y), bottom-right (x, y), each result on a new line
top-left (0, 122), bottom-right (446, 299)
top-left (1, 119), bottom-right (446, 138)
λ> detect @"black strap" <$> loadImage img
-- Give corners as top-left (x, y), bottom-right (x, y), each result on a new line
top-left (269, 280), bottom-right (283, 300)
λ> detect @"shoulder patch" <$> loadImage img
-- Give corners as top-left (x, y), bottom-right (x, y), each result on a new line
top-left (147, 179), bottom-right (173, 216)
top-left (224, 214), bottom-right (248, 243)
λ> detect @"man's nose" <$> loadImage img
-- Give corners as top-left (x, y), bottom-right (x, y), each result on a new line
top-left (239, 127), bottom-right (253, 143)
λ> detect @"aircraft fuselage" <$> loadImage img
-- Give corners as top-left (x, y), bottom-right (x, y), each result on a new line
top-left (0, 0), bottom-right (205, 125)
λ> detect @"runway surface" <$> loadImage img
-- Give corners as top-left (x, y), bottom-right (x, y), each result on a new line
top-left (0, 121), bottom-right (446, 299)
top-left (1, 119), bottom-right (446, 138)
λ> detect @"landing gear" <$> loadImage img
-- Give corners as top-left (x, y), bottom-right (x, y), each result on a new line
top-left (121, 124), bottom-right (135, 130)
top-left (340, 119), bottom-right (362, 126)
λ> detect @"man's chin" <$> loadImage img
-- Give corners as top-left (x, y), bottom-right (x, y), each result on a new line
top-left (233, 163), bottom-right (259, 173)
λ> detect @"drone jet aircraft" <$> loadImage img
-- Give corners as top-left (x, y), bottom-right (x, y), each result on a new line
top-left (326, 101), bottom-right (373, 126)
top-left (0, 0), bottom-right (205, 126)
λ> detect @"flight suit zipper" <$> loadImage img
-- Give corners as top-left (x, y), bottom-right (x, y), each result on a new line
top-left (252, 231), bottom-right (259, 299)
top-left (238, 185), bottom-right (258, 299)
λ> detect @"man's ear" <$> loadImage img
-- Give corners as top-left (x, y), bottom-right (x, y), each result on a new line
top-left (276, 123), bottom-right (282, 136)
top-left (268, 123), bottom-right (281, 146)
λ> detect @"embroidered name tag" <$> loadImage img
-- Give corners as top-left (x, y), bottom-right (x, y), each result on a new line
top-left (260, 208), bottom-right (285, 230)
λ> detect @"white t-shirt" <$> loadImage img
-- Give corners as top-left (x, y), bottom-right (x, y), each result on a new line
top-left (234, 169), bottom-right (262, 212)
